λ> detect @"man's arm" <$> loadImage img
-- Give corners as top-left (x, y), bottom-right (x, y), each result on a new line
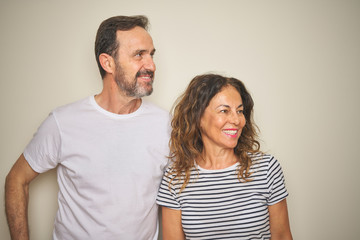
top-left (5, 154), bottom-right (39, 240)
top-left (268, 199), bottom-right (293, 240)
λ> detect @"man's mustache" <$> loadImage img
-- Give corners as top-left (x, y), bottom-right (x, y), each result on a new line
top-left (136, 70), bottom-right (154, 79)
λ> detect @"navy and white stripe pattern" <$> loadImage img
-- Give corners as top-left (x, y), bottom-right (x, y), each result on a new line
top-left (156, 153), bottom-right (288, 240)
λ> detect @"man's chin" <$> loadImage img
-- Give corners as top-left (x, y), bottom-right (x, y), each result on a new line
top-left (135, 87), bottom-right (153, 98)
top-left (143, 88), bottom-right (153, 97)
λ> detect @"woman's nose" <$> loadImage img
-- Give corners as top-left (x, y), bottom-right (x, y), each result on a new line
top-left (229, 111), bottom-right (241, 125)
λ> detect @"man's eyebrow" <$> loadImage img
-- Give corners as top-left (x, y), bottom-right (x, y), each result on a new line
top-left (135, 49), bottom-right (146, 54)
top-left (134, 48), bottom-right (156, 55)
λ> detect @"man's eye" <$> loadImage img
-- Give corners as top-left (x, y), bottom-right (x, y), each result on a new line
top-left (220, 109), bottom-right (228, 113)
top-left (237, 110), bottom-right (244, 114)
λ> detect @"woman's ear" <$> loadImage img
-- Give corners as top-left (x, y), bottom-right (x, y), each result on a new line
top-left (99, 53), bottom-right (115, 75)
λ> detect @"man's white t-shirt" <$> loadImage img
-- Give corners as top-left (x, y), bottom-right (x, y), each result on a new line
top-left (24, 96), bottom-right (171, 240)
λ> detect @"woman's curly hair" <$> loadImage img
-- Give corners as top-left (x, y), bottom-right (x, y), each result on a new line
top-left (169, 74), bottom-right (260, 191)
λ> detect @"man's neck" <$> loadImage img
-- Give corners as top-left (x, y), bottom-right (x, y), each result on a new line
top-left (95, 93), bottom-right (142, 115)
top-left (95, 79), bottom-right (142, 115)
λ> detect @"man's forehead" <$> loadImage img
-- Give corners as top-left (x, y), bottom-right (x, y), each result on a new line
top-left (116, 27), bottom-right (153, 45)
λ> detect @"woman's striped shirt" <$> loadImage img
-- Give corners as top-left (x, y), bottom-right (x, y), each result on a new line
top-left (156, 153), bottom-right (289, 240)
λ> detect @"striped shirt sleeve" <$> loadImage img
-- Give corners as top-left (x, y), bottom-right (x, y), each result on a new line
top-left (266, 156), bottom-right (289, 205)
top-left (156, 167), bottom-right (181, 209)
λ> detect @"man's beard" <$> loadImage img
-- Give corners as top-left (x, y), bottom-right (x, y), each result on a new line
top-left (114, 64), bottom-right (154, 98)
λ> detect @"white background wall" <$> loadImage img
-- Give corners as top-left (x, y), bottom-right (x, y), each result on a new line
top-left (1, 0), bottom-right (359, 239)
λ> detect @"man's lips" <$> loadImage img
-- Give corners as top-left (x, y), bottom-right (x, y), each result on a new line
top-left (136, 70), bottom-right (154, 81)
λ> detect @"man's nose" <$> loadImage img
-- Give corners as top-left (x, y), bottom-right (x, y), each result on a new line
top-left (144, 56), bottom-right (156, 72)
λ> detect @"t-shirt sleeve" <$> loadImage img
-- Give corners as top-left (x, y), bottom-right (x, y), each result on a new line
top-left (23, 112), bottom-right (61, 173)
top-left (266, 156), bottom-right (289, 205)
top-left (156, 168), bottom-right (181, 209)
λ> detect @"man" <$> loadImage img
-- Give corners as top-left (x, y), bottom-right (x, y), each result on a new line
top-left (5, 15), bottom-right (170, 240)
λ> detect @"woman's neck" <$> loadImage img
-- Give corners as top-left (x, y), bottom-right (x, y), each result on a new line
top-left (197, 148), bottom-right (238, 170)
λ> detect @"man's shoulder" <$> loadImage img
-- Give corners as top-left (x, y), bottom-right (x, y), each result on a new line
top-left (142, 100), bottom-right (170, 117)
top-left (53, 96), bottom-right (92, 114)
top-left (48, 96), bottom-right (95, 125)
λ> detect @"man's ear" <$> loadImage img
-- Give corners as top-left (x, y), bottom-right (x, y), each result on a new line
top-left (99, 53), bottom-right (115, 74)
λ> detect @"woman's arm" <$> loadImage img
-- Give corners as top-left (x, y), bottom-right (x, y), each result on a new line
top-left (161, 206), bottom-right (185, 240)
top-left (268, 199), bottom-right (293, 240)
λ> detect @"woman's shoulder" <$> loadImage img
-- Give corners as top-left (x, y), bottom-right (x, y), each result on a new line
top-left (163, 162), bottom-right (185, 178)
top-left (163, 161), bottom-right (197, 181)
top-left (248, 152), bottom-right (281, 168)
top-left (163, 163), bottom-right (176, 177)
top-left (248, 152), bottom-right (274, 161)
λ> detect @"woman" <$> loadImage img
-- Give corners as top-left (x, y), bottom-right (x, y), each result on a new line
top-left (157, 74), bottom-right (292, 240)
